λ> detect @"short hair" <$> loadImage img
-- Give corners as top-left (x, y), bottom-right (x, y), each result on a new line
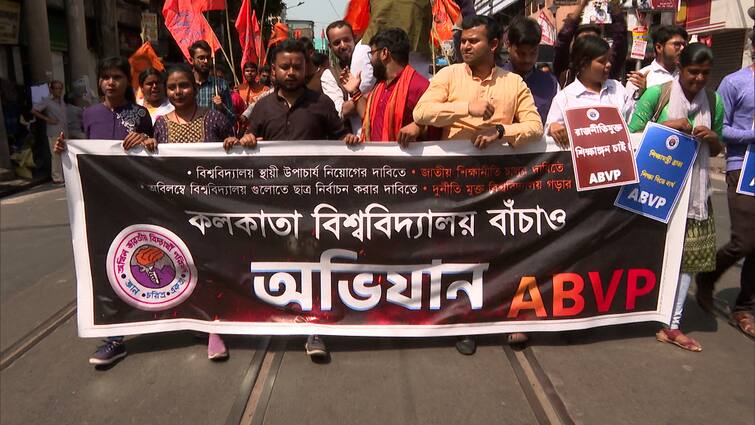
top-left (260, 65), bottom-right (271, 74)
top-left (243, 62), bottom-right (258, 71)
top-left (138, 68), bottom-right (165, 86)
top-left (97, 57), bottom-right (135, 103)
top-left (49, 80), bottom-right (64, 89)
top-left (507, 17), bottom-right (542, 46)
top-left (570, 35), bottom-right (610, 73)
top-left (189, 40), bottom-right (212, 58)
top-left (311, 52), bottom-right (329, 68)
top-left (299, 36), bottom-right (314, 49)
top-left (326, 20), bottom-right (354, 40)
top-left (461, 15), bottom-right (501, 43)
top-left (574, 24), bottom-right (601, 39)
top-left (165, 63), bottom-right (197, 85)
top-left (651, 25), bottom-right (689, 47)
top-left (271, 39), bottom-right (308, 62)
top-left (679, 42), bottom-right (714, 67)
top-left (369, 28), bottom-right (411, 65)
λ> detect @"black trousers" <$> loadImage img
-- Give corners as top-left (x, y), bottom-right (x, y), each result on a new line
top-left (698, 169), bottom-right (755, 311)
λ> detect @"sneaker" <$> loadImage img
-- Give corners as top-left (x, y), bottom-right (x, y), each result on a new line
top-left (455, 336), bottom-right (476, 355)
top-left (89, 340), bottom-right (127, 365)
top-left (207, 333), bottom-right (229, 360)
top-left (305, 335), bottom-right (328, 358)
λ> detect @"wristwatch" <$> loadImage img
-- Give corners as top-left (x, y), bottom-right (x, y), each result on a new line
top-left (495, 124), bottom-right (505, 139)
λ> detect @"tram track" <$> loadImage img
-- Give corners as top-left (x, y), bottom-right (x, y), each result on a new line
top-left (0, 299), bottom-right (76, 371)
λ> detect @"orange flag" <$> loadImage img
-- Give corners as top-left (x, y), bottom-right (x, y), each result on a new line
top-left (431, 0), bottom-right (461, 47)
top-left (235, 0), bottom-right (265, 69)
top-left (344, 0), bottom-right (370, 39)
top-left (267, 22), bottom-right (290, 48)
top-left (128, 41), bottom-right (164, 92)
top-left (163, 0), bottom-right (222, 60)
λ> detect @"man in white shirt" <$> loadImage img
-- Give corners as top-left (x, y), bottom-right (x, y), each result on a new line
top-left (31, 80), bottom-right (67, 184)
top-left (323, 20), bottom-right (376, 135)
top-left (626, 25), bottom-right (688, 100)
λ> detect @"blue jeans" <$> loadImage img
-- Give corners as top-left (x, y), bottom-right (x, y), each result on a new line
top-left (670, 273), bottom-right (692, 330)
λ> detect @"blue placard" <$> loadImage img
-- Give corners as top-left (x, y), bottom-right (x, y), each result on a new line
top-left (615, 123), bottom-right (699, 223)
top-left (736, 144), bottom-right (755, 196)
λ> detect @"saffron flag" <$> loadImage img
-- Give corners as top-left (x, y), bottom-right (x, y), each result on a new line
top-left (128, 41), bottom-right (164, 93)
top-left (235, 0), bottom-right (265, 69)
top-left (344, 0), bottom-right (370, 38)
top-left (431, 0), bottom-right (461, 47)
top-left (163, 0), bottom-right (222, 60)
top-left (267, 22), bottom-right (290, 48)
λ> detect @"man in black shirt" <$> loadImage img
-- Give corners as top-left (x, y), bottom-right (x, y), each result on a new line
top-left (229, 40), bottom-right (359, 147)
top-left (226, 40), bottom-right (357, 359)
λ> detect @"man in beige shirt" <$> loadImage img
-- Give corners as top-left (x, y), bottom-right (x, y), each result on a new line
top-left (414, 16), bottom-right (542, 354)
top-left (413, 15), bottom-right (543, 148)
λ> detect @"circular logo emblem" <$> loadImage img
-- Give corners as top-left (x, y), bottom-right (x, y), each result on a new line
top-left (586, 108), bottom-right (600, 121)
top-left (666, 135), bottom-right (679, 150)
top-left (106, 225), bottom-right (197, 311)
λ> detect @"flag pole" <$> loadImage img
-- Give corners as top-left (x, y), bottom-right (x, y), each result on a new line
top-left (258, 0), bottom-right (268, 68)
top-left (224, 0), bottom-right (240, 87)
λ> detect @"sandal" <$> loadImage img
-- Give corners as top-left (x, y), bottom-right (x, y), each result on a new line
top-left (507, 332), bottom-right (529, 345)
top-left (730, 311), bottom-right (755, 338)
top-left (655, 328), bottom-right (702, 352)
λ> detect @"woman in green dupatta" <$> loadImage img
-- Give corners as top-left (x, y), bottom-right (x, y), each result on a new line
top-left (628, 43), bottom-right (723, 352)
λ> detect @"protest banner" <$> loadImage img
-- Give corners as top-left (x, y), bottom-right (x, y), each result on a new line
top-left (63, 139), bottom-right (686, 338)
top-left (736, 144), bottom-right (755, 196)
top-left (564, 106), bottom-right (638, 191)
top-left (615, 123), bottom-right (698, 223)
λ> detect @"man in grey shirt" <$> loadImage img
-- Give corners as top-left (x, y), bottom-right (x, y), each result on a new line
top-left (32, 80), bottom-right (67, 184)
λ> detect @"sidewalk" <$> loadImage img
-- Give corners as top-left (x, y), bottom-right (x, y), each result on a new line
top-left (0, 176), bottom-right (49, 198)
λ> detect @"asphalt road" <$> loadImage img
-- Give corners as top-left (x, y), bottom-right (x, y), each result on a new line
top-left (1, 172), bottom-right (753, 425)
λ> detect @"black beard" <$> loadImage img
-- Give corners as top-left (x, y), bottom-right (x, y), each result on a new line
top-left (372, 61), bottom-right (387, 81)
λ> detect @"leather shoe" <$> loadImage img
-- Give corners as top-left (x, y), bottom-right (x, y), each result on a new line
top-left (455, 336), bottom-right (476, 355)
top-left (730, 311), bottom-right (755, 338)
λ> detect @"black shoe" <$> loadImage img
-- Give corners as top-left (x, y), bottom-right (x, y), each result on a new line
top-left (305, 335), bottom-right (328, 358)
top-left (695, 274), bottom-right (715, 313)
top-left (89, 340), bottom-right (127, 366)
top-left (455, 336), bottom-right (476, 355)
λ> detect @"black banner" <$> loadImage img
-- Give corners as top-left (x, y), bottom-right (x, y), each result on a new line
top-left (64, 140), bottom-right (682, 337)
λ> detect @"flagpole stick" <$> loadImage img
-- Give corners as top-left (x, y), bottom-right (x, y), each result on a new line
top-left (258, 0), bottom-right (268, 68)
top-left (224, 0), bottom-right (240, 87)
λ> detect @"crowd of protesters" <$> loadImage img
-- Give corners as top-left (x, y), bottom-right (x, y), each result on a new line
top-left (33, 2), bottom-right (753, 367)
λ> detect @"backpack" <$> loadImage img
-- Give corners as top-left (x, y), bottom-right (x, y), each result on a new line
top-left (651, 81), bottom-right (717, 124)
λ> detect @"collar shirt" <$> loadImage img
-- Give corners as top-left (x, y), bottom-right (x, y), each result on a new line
top-left (33, 96), bottom-right (67, 137)
top-left (196, 75), bottom-right (234, 123)
top-left (626, 60), bottom-right (678, 99)
top-left (412, 63), bottom-right (543, 145)
top-left (245, 88), bottom-right (348, 141)
top-left (545, 78), bottom-right (632, 131)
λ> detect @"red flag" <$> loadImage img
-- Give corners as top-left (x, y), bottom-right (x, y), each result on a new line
top-left (235, 0), bottom-right (265, 68)
top-left (194, 0), bottom-right (226, 11)
top-left (163, 0), bottom-right (222, 61)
